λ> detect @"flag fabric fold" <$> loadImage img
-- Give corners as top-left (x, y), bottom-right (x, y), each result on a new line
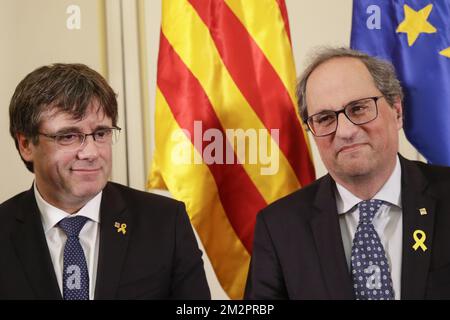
top-left (148, 0), bottom-right (315, 299)
top-left (351, 0), bottom-right (450, 165)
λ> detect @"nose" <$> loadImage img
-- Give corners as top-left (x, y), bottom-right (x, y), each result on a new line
top-left (334, 112), bottom-right (359, 140)
top-left (77, 135), bottom-right (99, 160)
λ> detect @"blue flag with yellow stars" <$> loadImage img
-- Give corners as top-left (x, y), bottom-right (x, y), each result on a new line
top-left (351, 0), bottom-right (450, 165)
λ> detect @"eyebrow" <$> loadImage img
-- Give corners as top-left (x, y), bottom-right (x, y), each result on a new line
top-left (315, 97), bottom-right (373, 114)
top-left (53, 125), bottom-right (113, 135)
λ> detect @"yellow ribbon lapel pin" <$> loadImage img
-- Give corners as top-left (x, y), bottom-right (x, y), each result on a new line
top-left (115, 222), bottom-right (127, 235)
top-left (412, 229), bottom-right (427, 252)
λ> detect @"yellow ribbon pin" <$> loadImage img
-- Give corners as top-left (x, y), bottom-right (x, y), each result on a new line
top-left (114, 222), bottom-right (127, 235)
top-left (412, 229), bottom-right (427, 251)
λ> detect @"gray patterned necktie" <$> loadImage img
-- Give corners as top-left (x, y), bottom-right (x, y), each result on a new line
top-left (351, 199), bottom-right (394, 300)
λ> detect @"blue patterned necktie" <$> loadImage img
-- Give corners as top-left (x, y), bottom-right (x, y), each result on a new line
top-left (351, 199), bottom-right (394, 300)
top-left (58, 216), bottom-right (90, 300)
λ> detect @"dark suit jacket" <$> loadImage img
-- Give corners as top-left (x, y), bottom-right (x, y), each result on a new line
top-left (245, 155), bottom-right (450, 299)
top-left (0, 182), bottom-right (210, 299)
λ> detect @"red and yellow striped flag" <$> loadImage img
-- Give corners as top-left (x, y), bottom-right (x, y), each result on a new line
top-left (148, 0), bottom-right (315, 299)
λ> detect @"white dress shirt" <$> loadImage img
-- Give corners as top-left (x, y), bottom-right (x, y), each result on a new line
top-left (336, 156), bottom-right (403, 300)
top-left (34, 183), bottom-right (101, 300)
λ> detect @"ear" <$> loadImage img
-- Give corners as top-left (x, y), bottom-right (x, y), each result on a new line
top-left (16, 133), bottom-right (35, 162)
top-left (392, 96), bottom-right (403, 130)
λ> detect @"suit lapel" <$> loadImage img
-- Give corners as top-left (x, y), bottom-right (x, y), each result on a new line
top-left (94, 183), bottom-right (131, 299)
top-left (11, 187), bottom-right (62, 299)
top-left (309, 175), bottom-right (355, 299)
top-left (400, 156), bottom-right (436, 299)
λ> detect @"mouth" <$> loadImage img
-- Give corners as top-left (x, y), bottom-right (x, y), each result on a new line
top-left (337, 143), bottom-right (367, 154)
top-left (71, 168), bottom-right (102, 173)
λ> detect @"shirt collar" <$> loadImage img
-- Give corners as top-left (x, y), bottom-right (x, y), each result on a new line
top-left (34, 182), bottom-right (102, 233)
top-left (335, 155), bottom-right (402, 215)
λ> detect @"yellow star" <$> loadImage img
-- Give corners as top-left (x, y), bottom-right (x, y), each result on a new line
top-left (440, 46), bottom-right (450, 58)
top-left (396, 4), bottom-right (437, 46)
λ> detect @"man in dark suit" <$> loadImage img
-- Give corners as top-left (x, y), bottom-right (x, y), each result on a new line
top-left (0, 63), bottom-right (210, 299)
top-left (245, 47), bottom-right (450, 300)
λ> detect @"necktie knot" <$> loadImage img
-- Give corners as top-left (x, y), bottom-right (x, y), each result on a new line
top-left (358, 199), bottom-right (383, 224)
top-left (58, 216), bottom-right (89, 238)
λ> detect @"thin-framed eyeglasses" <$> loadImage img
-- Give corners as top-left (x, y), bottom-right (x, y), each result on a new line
top-left (305, 96), bottom-right (384, 137)
top-left (38, 126), bottom-right (122, 151)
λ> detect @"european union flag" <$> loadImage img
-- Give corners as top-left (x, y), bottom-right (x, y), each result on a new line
top-left (351, 0), bottom-right (450, 165)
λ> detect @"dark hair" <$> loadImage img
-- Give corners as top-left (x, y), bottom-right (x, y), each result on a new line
top-left (296, 47), bottom-right (404, 122)
top-left (9, 63), bottom-right (118, 172)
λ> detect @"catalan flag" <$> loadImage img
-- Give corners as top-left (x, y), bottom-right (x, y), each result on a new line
top-left (148, 0), bottom-right (315, 299)
top-left (351, 0), bottom-right (450, 165)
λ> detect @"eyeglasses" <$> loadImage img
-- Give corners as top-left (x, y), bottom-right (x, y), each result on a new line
top-left (38, 126), bottom-right (122, 151)
top-left (305, 96), bottom-right (383, 137)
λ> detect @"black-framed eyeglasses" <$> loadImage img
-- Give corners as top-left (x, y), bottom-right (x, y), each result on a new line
top-left (38, 126), bottom-right (122, 151)
top-left (305, 96), bottom-right (383, 137)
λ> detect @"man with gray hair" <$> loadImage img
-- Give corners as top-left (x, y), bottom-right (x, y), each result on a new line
top-left (0, 63), bottom-right (210, 299)
top-left (245, 47), bottom-right (450, 300)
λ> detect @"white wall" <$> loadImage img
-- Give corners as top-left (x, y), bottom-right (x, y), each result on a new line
top-left (0, 0), bottom-right (422, 299)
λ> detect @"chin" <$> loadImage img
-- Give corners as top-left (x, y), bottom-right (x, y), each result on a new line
top-left (342, 162), bottom-right (375, 177)
top-left (72, 181), bottom-right (107, 198)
